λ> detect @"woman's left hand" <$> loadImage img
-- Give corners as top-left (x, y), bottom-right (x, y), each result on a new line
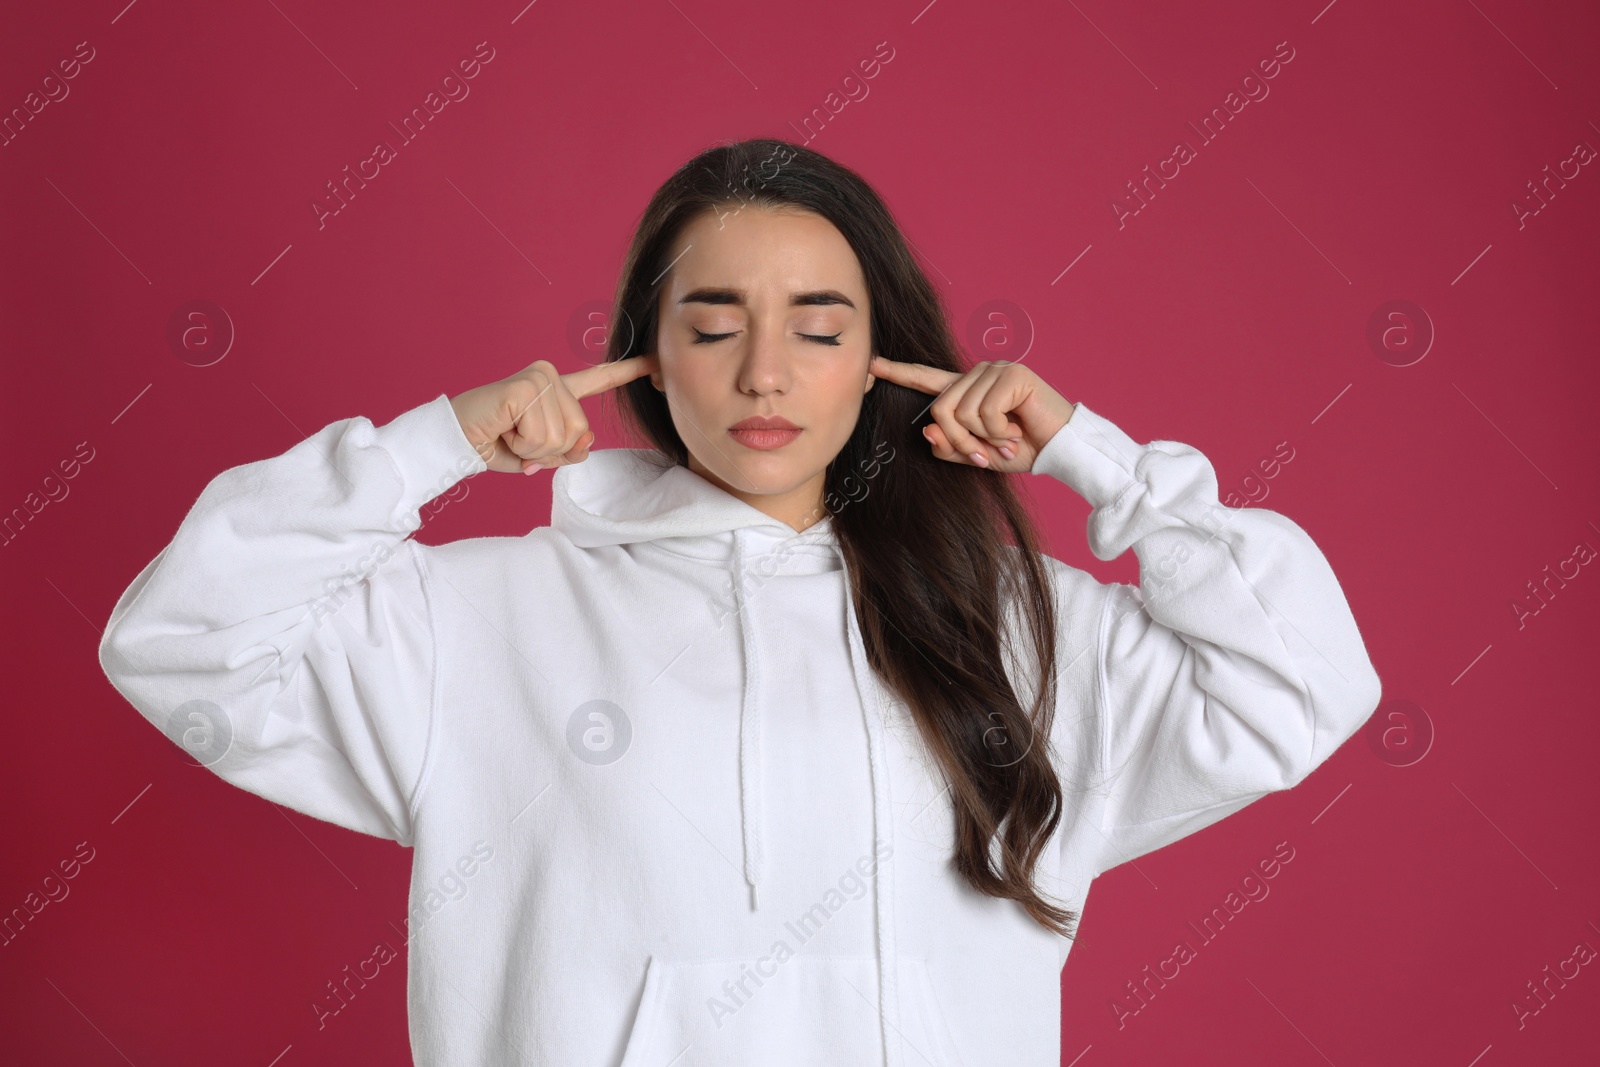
top-left (868, 355), bottom-right (1077, 473)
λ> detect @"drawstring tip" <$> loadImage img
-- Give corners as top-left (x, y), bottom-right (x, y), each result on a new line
top-left (749, 883), bottom-right (760, 910)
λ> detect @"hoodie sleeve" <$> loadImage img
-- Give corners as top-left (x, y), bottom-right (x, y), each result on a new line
top-left (97, 394), bottom-right (488, 845)
top-left (1031, 402), bottom-right (1382, 878)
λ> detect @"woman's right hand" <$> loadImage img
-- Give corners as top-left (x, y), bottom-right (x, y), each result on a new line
top-left (449, 355), bottom-right (658, 474)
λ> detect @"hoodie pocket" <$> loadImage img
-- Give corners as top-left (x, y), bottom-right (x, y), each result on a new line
top-left (617, 953), bottom-right (964, 1067)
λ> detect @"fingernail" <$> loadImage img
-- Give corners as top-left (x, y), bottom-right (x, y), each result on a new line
top-left (525, 463), bottom-right (547, 475)
top-left (998, 445), bottom-right (1014, 460)
top-left (969, 451), bottom-right (989, 467)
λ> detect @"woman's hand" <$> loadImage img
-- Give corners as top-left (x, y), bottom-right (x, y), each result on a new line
top-left (868, 356), bottom-right (1076, 473)
top-left (449, 355), bottom-right (658, 474)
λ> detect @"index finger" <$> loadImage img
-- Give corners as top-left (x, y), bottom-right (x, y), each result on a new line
top-left (868, 354), bottom-right (961, 395)
top-left (562, 353), bottom-right (658, 399)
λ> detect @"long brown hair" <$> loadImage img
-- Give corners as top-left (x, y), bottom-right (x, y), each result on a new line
top-left (601, 138), bottom-right (1077, 938)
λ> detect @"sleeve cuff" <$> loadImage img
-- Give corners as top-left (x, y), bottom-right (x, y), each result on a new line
top-left (372, 393), bottom-right (489, 523)
top-left (1028, 401), bottom-right (1147, 511)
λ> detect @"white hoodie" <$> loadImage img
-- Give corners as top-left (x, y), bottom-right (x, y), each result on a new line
top-left (97, 392), bottom-right (1382, 1066)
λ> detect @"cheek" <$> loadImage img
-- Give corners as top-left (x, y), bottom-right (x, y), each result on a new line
top-left (823, 359), bottom-right (870, 399)
top-left (660, 357), bottom-right (721, 403)
top-left (814, 366), bottom-right (870, 434)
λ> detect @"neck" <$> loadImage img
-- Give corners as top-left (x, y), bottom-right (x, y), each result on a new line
top-left (687, 455), bottom-right (827, 533)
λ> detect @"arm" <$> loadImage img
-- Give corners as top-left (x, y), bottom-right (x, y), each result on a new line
top-left (1031, 401), bottom-right (1383, 877)
top-left (97, 394), bottom-right (487, 844)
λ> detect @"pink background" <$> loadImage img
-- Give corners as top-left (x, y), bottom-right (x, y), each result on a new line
top-left (4, 0), bottom-right (1597, 1063)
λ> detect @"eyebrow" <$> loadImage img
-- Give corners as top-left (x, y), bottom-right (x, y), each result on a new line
top-left (676, 287), bottom-right (856, 310)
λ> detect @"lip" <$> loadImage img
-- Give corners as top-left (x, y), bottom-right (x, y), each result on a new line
top-left (728, 417), bottom-right (803, 450)
top-left (730, 416), bottom-right (800, 431)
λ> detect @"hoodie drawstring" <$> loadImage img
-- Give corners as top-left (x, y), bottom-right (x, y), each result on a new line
top-left (836, 543), bottom-right (902, 1067)
top-left (730, 532), bottom-right (764, 911)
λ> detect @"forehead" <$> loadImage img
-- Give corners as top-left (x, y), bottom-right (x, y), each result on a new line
top-left (664, 205), bottom-right (867, 300)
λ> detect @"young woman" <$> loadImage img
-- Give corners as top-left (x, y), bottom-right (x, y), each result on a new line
top-left (99, 138), bottom-right (1382, 1066)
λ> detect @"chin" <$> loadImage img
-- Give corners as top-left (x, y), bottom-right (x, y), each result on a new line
top-left (704, 455), bottom-right (820, 495)
top-left (727, 465), bottom-right (813, 493)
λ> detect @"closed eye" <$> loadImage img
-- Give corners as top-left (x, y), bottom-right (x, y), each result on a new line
top-left (691, 328), bottom-right (843, 346)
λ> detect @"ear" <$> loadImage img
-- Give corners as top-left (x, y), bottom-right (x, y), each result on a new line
top-left (646, 352), bottom-right (665, 392)
top-left (863, 354), bottom-right (875, 393)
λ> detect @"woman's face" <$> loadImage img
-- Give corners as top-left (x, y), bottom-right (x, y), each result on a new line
top-left (648, 203), bottom-right (875, 530)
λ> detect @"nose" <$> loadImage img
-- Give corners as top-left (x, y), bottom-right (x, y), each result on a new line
top-left (736, 315), bottom-right (793, 397)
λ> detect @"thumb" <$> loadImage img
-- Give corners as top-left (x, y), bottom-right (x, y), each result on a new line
top-left (521, 429), bottom-right (596, 474)
top-left (922, 423), bottom-right (964, 464)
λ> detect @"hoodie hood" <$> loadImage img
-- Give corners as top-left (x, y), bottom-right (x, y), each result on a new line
top-left (552, 447), bottom-right (838, 552)
top-left (550, 447), bottom-right (907, 1061)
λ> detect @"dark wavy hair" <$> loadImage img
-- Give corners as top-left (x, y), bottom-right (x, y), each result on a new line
top-left (600, 138), bottom-right (1076, 938)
